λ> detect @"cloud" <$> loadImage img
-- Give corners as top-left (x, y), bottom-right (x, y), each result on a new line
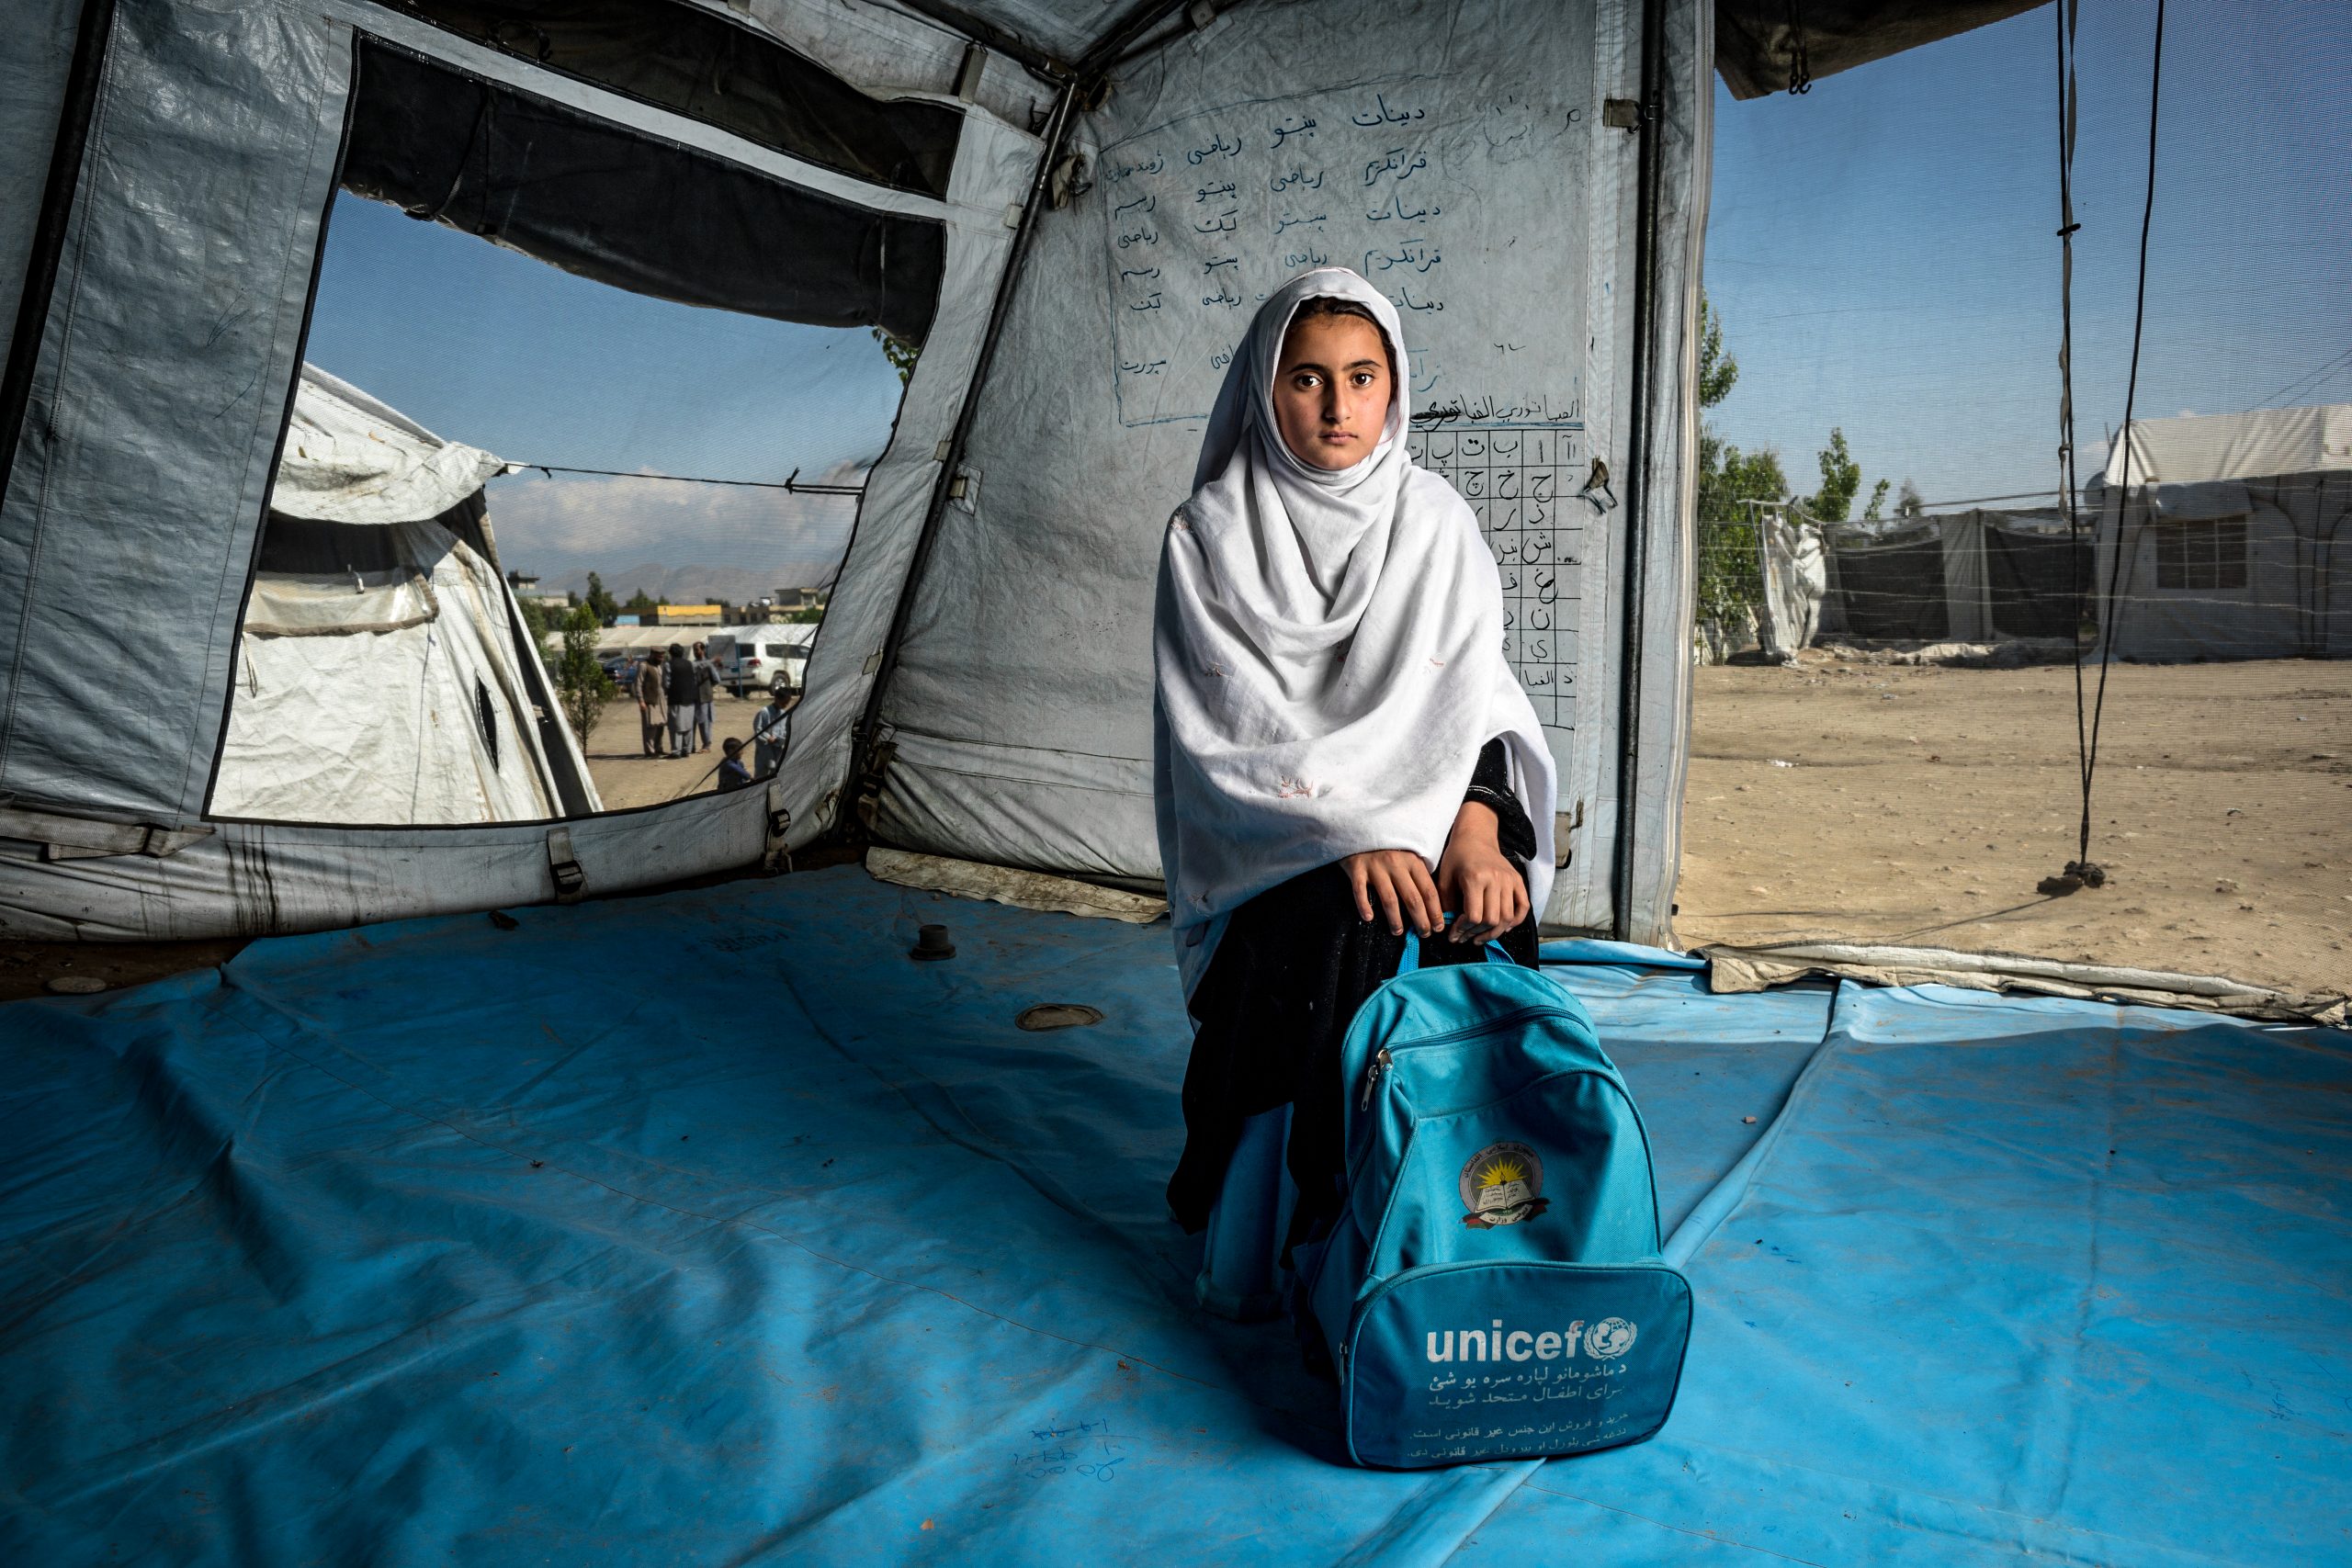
top-left (484, 459), bottom-right (866, 584)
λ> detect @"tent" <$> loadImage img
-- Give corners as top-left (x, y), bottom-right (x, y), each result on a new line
top-left (0, 0), bottom-right (2037, 942)
top-left (210, 364), bottom-right (602, 827)
top-left (1758, 503), bottom-right (2087, 653)
top-left (6, 6), bottom-right (2348, 1568)
top-left (2087, 401), bottom-right (2352, 662)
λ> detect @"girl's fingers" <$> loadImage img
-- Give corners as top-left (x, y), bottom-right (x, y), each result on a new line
top-left (1348, 860), bottom-right (1375, 923)
top-left (1371, 864), bottom-right (1406, 935)
top-left (1408, 857), bottom-right (1442, 937)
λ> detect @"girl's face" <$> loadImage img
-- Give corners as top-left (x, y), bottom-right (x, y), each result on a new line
top-left (1271, 312), bottom-right (1393, 470)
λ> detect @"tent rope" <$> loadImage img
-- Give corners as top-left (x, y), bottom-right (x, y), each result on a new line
top-left (524, 464), bottom-right (865, 495)
top-left (2050, 0), bottom-right (2165, 897)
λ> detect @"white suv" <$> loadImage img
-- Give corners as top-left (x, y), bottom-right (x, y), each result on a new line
top-left (712, 629), bottom-right (814, 696)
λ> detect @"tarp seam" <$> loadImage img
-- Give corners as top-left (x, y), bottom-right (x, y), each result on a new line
top-left (1660, 981), bottom-right (1845, 1268)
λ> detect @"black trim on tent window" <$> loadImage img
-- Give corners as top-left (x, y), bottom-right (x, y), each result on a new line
top-left (0, 0), bottom-right (120, 521)
top-left (381, 0), bottom-right (962, 200)
top-left (345, 39), bottom-right (945, 344)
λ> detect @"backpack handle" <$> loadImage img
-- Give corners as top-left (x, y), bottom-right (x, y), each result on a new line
top-left (1397, 917), bottom-right (1518, 974)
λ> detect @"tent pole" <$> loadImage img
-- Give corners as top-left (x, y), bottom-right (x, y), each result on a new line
top-left (0, 0), bottom-right (119, 518)
top-left (848, 78), bottom-right (1080, 819)
top-left (1610, 0), bottom-right (1670, 942)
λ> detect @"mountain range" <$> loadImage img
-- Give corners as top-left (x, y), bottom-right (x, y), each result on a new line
top-left (543, 562), bottom-right (834, 606)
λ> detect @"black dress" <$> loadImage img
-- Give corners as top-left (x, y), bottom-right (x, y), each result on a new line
top-left (1167, 739), bottom-right (1540, 1244)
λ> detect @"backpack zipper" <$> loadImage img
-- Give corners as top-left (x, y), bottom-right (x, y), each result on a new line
top-left (1350, 1004), bottom-right (1583, 1118)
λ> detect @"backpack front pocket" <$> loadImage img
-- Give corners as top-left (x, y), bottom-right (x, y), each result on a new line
top-left (1343, 1259), bottom-right (1691, 1470)
top-left (1361, 1072), bottom-right (1661, 1279)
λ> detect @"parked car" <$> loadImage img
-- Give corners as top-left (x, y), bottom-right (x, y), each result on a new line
top-left (710, 631), bottom-right (812, 696)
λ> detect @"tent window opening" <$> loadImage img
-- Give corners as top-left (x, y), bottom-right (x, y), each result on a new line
top-left (475, 677), bottom-right (501, 770)
top-left (208, 38), bottom-right (932, 829)
top-left (2154, 520), bottom-right (2248, 592)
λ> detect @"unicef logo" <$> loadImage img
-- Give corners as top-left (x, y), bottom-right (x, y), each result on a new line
top-left (1583, 1317), bottom-right (1638, 1360)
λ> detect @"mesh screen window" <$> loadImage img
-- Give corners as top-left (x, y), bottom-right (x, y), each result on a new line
top-left (2154, 520), bottom-right (2249, 592)
top-left (1677, 0), bottom-right (2350, 1005)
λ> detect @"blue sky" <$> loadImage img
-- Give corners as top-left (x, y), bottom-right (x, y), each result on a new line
top-left (1702, 0), bottom-right (2352, 507)
top-left (301, 193), bottom-right (908, 585)
top-left (297, 0), bottom-right (2350, 573)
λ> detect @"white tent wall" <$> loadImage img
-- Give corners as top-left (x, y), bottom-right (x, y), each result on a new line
top-left (867, 0), bottom-right (1713, 942)
top-left (214, 521), bottom-right (571, 827)
top-left (2093, 490), bottom-right (2337, 662)
top-left (0, 0), bottom-right (1042, 939)
top-left (2089, 405), bottom-right (2352, 663)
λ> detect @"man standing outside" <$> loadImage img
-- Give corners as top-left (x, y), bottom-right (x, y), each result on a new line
top-left (751, 686), bottom-right (794, 778)
top-left (692, 640), bottom-right (718, 754)
top-left (663, 642), bottom-right (699, 758)
top-left (633, 648), bottom-right (668, 758)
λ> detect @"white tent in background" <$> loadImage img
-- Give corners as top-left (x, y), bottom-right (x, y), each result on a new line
top-left (210, 365), bottom-right (601, 826)
top-left (2089, 403), bottom-right (2352, 662)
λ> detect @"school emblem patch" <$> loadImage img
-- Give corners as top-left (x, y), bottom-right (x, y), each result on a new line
top-left (1459, 1140), bottom-right (1550, 1228)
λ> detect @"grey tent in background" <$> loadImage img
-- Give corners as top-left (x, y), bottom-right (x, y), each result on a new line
top-left (0, 0), bottom-right (2045, 943)
top-left (1758, 503), bottom-right (2086, 654)
top-left (2088, 402), bottom-right (2352, 662)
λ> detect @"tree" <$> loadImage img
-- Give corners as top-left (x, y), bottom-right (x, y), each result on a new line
top-left (516, 596), bottom-right (555, 650)
top-left (1862, 477), bottom-right (1891, 521)
top-left (1895, 478), bottom-right (1925, 518)
top-left (873, 328), bottom-right (920, 387)
top-left (623, 589), bottom-right (658, 622)
top-left (550, 605), bottom-right (611, 749)
top-left (1696, 293), bottom-right (1738, 411)
top-left (583, 571), bottom-right (619, 626)
top-left (1808, 428), bottom-right (1863, 523)
top-left (1691, 293), bottom-right (1791, 624)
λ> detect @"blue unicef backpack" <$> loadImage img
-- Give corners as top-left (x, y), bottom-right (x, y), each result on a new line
top-left (1295, 936), bottom-right (1692, 1469)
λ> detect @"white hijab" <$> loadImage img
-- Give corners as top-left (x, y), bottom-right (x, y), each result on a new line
top-left (1154, 268), bottom-right (1555, 997)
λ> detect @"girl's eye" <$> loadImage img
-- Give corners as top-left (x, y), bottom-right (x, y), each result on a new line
top-left (1351, 372), bottom-right (1375, 387)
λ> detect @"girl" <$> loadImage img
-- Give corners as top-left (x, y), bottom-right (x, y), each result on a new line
top-left (1155, 268), bottom-right (1555, 1294)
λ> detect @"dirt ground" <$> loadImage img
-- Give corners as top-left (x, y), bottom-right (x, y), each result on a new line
top-left (1673, 652), bottom-right (2352, 1001)
top-left (579, 688), bottom-right (789, 811)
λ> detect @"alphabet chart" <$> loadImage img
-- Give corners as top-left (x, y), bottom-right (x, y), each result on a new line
top-left (1409, 424), bottom-right (1589, 730)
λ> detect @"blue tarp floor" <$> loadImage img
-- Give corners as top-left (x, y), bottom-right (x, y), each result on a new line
top-left (2, 864), bottom-right (2346, 1565)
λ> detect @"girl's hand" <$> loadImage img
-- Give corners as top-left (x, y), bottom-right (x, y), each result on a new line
top-left (1437, 801), bottom-right (1528, 943)
top-left (1342, 849), bottom-right (1443, 937)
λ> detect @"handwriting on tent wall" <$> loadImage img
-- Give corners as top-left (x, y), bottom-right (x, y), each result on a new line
top-left (1102, 79), bottom-right (1584, 430)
